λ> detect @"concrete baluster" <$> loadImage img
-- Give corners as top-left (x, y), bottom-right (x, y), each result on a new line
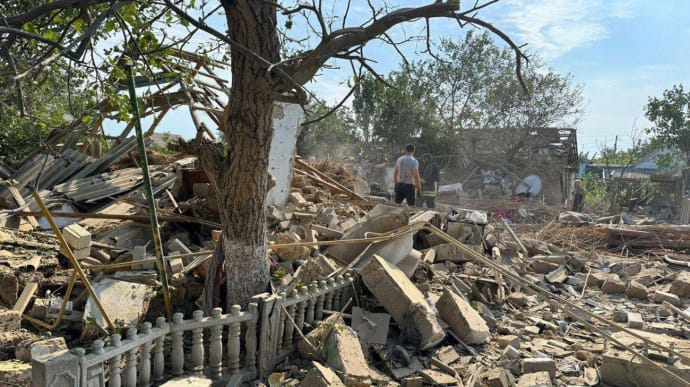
top-left (227, 305), bottom-right (242, 374)
top-left (209, 308), bottom-right (223, 379)
top-left (315, 280), bottom-right (327, 321)
top-left (138, 322), bottom-right (152, 386)
top-left (325, 278), bottom-right (336, 312)
top-left (190, 310), bottom-right (205, 372)
top-left (277, 292), bottom-right (287, 351)
top-left (295, 287), bottom-right (308, 332)
top-left (153, 317), bottom-right (167, 382)
top-left (333, 276), bottom-right (344, 310)
top-left (245, 302), bottom-right (258, 375)
top-left (109, 334), bottom-right (122, 387)
top-left (306, 283), bottom-right (317, 325)
top-left (284, 290), bottom-right (298, 346)
top-left (171, 312), bottom-right (185, 376)
top-left (124, 327), bottom-right (138, 387)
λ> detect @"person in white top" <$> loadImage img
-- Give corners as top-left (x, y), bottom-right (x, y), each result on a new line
top-left (393, 144), bottom-right (421, 205)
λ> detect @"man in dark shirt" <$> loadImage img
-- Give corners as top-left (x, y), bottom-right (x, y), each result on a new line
top-left (419, 154), bottom-right (440, 208)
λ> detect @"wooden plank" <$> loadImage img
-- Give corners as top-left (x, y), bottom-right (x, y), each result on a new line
top-left (13, 282), bottom-right (38, 313)
top-left (8, 186), bottom-right (39, 229)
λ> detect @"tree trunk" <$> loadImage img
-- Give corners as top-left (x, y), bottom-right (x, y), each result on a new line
top-left (208, 1), bottom-right (279, 309)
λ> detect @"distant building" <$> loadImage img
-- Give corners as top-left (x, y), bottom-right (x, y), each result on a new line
top-left (149, 132), bottom-right (182, 148)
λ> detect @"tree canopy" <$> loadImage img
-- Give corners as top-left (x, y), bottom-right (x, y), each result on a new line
top-left (645, 84), bottom-right (690, 161)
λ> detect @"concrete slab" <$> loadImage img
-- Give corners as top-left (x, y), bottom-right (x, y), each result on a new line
top-left (324, 325), bottom-right (372, 386)
top-left (83, 278), bottom-right (152, 331)
top-left (436, 289), bottom-right (489, 345)
top-left (360, 255), bottom-right (445, 349)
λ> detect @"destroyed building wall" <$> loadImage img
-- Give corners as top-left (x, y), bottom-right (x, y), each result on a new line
top-left (266, 103), bottom-right (305, 207)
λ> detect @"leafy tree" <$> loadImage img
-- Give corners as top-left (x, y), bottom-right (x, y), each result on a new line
top-left (645, 84), bottom-right (690, 162)
top-left (1, 1), bottom-right (529, 308)
top-left (297, 103), bottom-right (360, 160)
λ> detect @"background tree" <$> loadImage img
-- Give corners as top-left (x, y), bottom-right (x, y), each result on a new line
top-left (1, 0), bottom-right (528, 308)
top-left (645, 84), bottom-right (690, 162)
top-left (297, 102), bottom-right (360, 160)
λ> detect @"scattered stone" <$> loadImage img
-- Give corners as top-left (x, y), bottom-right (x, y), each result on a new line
top-left (496, 335), bottom-right (521, 349)
top-left (361, 255), bottom-right (445, 349)
top-left (419, 369), bottom-right (458, 385)
top-left (507, 292), bottom-right (529, 307)
top-left (652, 291), bottom-right (682, 307)
top-left (670, 271), bottom-right (690, 298)
top-left (298, 314), bottom-right (344, 361)
top-left (487, 368), bottom-right (515, 387)
top-left (0, 266), bottom-right (18, 307)
top-left (532, 259), bottom-right (560, 274)
top-left (545, 265), bottom-right (568, 284)
top-left (15, 337), bottom-right (67, 362)
top-left (302, 361), bottom-right (346, 387)
top-left (627, 312), bottom-right (644, 329)
top-left (522, 358), bottom-right (556, 377)
top-left (601, 278), bottom-right (626, 294)
top-left (625, 280), bottom-right (648, 299)
top-left (517, 371), bottom-right (552, 387)
top-left (289, 191), bottom-right (307, 205)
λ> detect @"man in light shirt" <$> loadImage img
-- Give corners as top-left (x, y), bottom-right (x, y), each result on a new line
top-left (393, 144), bottom-right (421, 205)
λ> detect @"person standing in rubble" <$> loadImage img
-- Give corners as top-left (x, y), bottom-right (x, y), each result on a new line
top-left (572, 179), bottom-right (586, 212)
top-left (419, 154), bottom-right (440, 208)
top-left (394, 144), bottom-right (421, 205)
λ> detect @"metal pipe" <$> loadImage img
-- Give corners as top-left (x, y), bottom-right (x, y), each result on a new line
top-left (125, 64), bottom-right (173, 320)
top-left (32, 191), bottom-right (114, 330)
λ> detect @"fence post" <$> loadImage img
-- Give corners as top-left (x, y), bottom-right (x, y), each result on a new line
top-left (252, 292), bottom-right (281, 378)
top-left (32, 348), bottom-right (83, 387)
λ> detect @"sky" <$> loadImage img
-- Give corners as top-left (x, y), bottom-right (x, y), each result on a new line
top-left (103, 0), bottom-right (690, 156)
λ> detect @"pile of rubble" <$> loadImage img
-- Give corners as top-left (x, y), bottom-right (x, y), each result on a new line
top-left (1, 148), bottom-right (690, 387)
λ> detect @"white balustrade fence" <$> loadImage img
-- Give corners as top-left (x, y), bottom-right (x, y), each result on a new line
top-left (32, 273), bottom-right (353, 387)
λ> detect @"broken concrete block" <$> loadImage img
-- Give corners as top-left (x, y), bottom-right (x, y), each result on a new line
top-left (165, 238), bottom-right (192, 256)
top-left (289, 191), bottom-right (306, 205)
top-left (625, 280), bottom-right (648, 299)
top-left (670, 271), bottom-right (690, 298)
top-left (397, 249), bottom-right (421, 278)
top-left (497, 335), bottom-right (521, 349)
top-left (507, 292), bottom-right (529, 307)
top-left (83, 278), bottom-right (152, 332)
top-left (627, 312), bottom-right (643, 329)
top-left (15, 337), bottom-right (67, 362)
top-left (487, 368), bottom-right (515, 387)
top-left (324, 324), bottom-right (372, 386)
top-left (532, 258), bottom-right (560, 274)
top-left (0, 310), bottom-right (20, 332)
top-left (544, 265), bottom-right (568, 284)
top-left (587, 272), bottom-right (618, 288)
top-left (601, 278), bottom-right (626, 294)
top-left (298, 314), bottom-right (344, 361)
top-left (633, 267), bottom-right (664, 286)
top-left (522, 358), bottom-right (556, 377)
top-left (601, 348), bottom-right (690, 387)
top-left (517, 371), bottom-right (552, 387)
top-left (273, 233), bottom-right (310, 261)
top-left (360, 255), bottom-right (445, 349)
top-left (436, 288), bottom-right (489, 345)
top-left (433, 243), bottom-right (472, 263)
top-left (652, 291), bottom-right (682, 307)
top-left (419, 369), bottom-right (457, 385)
top-left (133, 245), bottom-right (154, 270)
top-left (301, 361), bottom-right (346, 387)
top-left (351, 307), bottom-right (390, 345)
top-left (62, 224), bottom-right (91, 249)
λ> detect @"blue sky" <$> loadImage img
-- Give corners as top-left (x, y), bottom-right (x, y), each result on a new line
top-left (104, 0), bottom-right (690, 155)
